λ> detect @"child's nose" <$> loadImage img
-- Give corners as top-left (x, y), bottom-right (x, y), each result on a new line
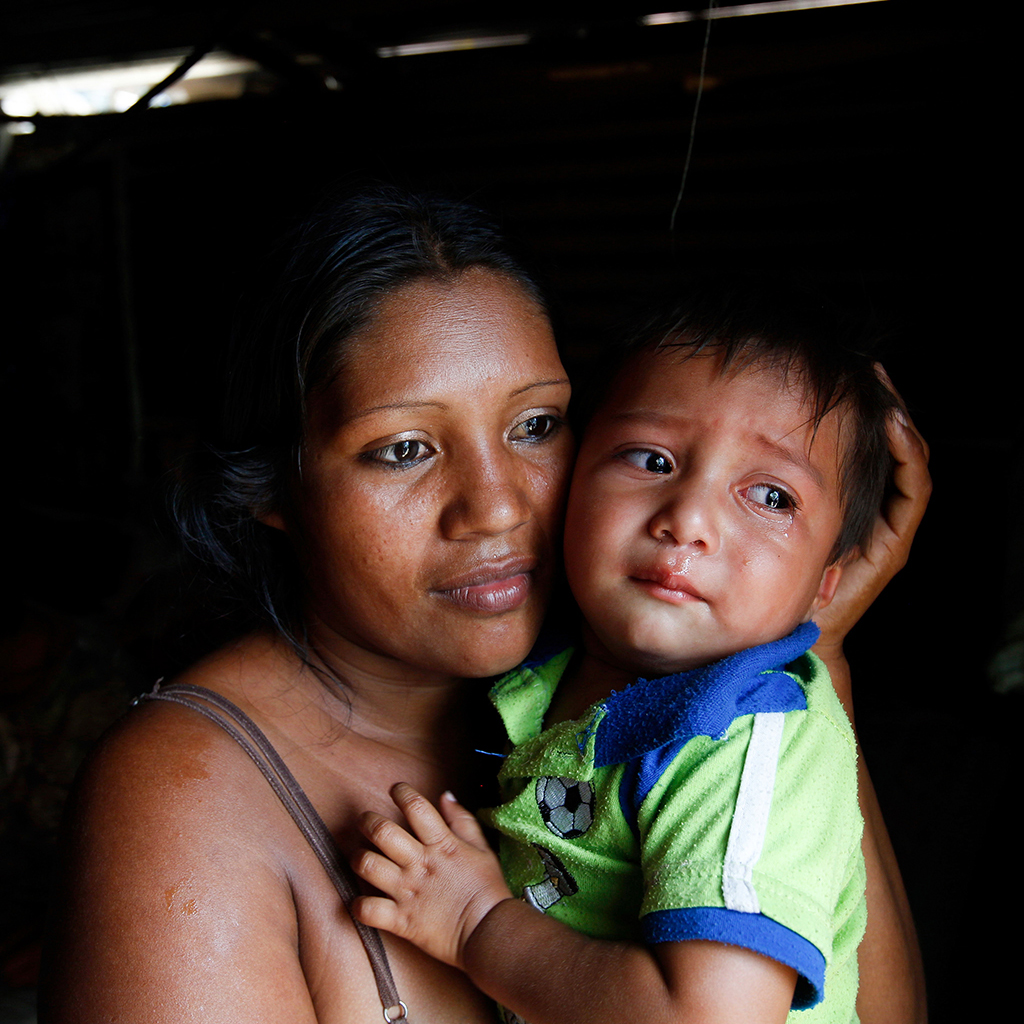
top-left (647, 491), bottom-right (720, 554)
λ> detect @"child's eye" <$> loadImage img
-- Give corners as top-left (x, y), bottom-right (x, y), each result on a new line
top-left (746, 483), bottom-right (796, 511)
top-left (363, 439), bottom-right (435, 467)
top-left (619, 449), bottom-right (674, 474)
top-left (510, 414), bottom-right (562, 443)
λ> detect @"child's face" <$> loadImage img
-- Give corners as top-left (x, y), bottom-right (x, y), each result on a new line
top-left (564, 349), bottom-right (846, 677)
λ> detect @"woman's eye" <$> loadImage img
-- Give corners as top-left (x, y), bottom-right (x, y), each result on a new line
top-left (747, 483), bottom-right (795, 511)
top-left (510, 414), bottom-right (561, 443)
top-left (364, 439), bottom-right (433, 467)
top-left (620, 449), bottom-right (674, 474)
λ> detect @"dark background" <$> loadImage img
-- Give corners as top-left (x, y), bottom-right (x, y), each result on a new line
top-left (0, 2), bottom-right (1015, 1020)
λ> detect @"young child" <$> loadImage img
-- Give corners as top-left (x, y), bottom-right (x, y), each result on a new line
top-left (351, 295), bottom-right (899, 1024)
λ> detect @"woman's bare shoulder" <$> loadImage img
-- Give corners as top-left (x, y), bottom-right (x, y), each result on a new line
top-left (66, 635), bottom-right (295, 850)
top-left (68, 684), bottom-right (281, 838)
top-left (39, 650), bottom-right (322, 1023)
top-left (41, 638), bottom-right (499, 1024)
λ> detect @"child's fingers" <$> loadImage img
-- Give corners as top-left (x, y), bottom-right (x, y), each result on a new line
top-left (351, 894), bottom-right (403, 936)
top-left (389, 782), bottom-right (458, 846)
top-left (351, 847), bottom-right (407, 896)
top-left (357, 810), bottom-right (424, 868)
top-left (438, 791), bottom-right (491, 853)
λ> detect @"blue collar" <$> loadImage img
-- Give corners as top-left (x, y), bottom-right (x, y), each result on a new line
top-left (594, 622), bottom-right (820, 767)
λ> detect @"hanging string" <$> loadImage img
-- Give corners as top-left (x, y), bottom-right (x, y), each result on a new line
top-left (670, 3), bottom-right (717, 235)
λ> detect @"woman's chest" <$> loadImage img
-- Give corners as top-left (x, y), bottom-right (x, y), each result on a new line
top-left (289, 857), bottom-right (495, 1024)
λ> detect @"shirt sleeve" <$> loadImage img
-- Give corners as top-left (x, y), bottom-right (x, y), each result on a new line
top-left (633, 705), bottom-right (865, 1009)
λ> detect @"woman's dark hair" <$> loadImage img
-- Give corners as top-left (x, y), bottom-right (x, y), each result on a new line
top-left (171, 184), bottom-right (547, 650)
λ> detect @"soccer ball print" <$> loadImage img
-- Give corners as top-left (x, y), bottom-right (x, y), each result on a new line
top-left (535, 776), bottom-right (594, 839)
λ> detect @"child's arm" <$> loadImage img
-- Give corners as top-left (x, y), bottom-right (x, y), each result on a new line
top-left (352, 784), bottom-right (795, 1024)
top-left (465, 901), bottom-right (795, 1024)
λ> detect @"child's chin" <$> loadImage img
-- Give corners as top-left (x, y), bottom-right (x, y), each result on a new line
top-left (621, 648), bottom-right (708, 679)
top-left (621, 637), bottom-right (743, 678)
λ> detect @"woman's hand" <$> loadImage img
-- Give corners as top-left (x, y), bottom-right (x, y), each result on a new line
top-left (352, 784), bottom-right (514, 970)
top-left (811, 371), bottom-right (930, 1024)
top-left (814, 391), bottom-right (931, 665)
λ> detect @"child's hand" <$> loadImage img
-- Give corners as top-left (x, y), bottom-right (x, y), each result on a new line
top-left (350, 783), bottom-right (514, 970)
top-left (815, 374), bottom-right (931, 655)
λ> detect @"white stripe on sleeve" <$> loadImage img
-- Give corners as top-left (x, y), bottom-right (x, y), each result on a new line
top-left (722, 710), bottom-right (785, 914)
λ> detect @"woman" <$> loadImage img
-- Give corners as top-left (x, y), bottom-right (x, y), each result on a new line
top-left (39, 187), bottom-right (927, 1023)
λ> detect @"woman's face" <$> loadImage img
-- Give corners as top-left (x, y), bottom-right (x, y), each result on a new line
top-left (282, 268), bottom-right (573, 681)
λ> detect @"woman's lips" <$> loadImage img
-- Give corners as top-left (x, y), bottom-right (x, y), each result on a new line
top-left (433, 559), bottom-right (536, 615)
top-left (630, 569), bottom-right (704, 605)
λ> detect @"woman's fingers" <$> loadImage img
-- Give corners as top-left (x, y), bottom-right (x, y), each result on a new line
top-left (855, 410), bottom-right (931, 584)
top-left (875, 364), bottom-right (931, 542)
top-left (813, 373), bottom-right (931, 652)
top-left (881, 410), bottom-right (931, 547)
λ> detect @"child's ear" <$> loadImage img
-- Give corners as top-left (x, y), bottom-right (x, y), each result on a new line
top-left (807, 563), bottom-right (843, 619)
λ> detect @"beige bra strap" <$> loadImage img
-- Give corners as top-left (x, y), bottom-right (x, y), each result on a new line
top-left (136, 682), bottom-right (408, 1022)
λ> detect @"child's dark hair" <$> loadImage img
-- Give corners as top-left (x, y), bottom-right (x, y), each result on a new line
top-left (170, 184), bottom-right (547, 652)
top-left (579, 283), bottom-right (900, 564)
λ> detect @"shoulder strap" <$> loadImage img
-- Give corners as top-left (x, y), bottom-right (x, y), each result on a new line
top-left (135, 682), bottom-right (408, 1022)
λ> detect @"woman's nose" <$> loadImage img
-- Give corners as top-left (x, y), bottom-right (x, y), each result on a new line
top-left (439, 449), bottom-right (532, 540)
top-left (647, 488), bottom-right (720, 554)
